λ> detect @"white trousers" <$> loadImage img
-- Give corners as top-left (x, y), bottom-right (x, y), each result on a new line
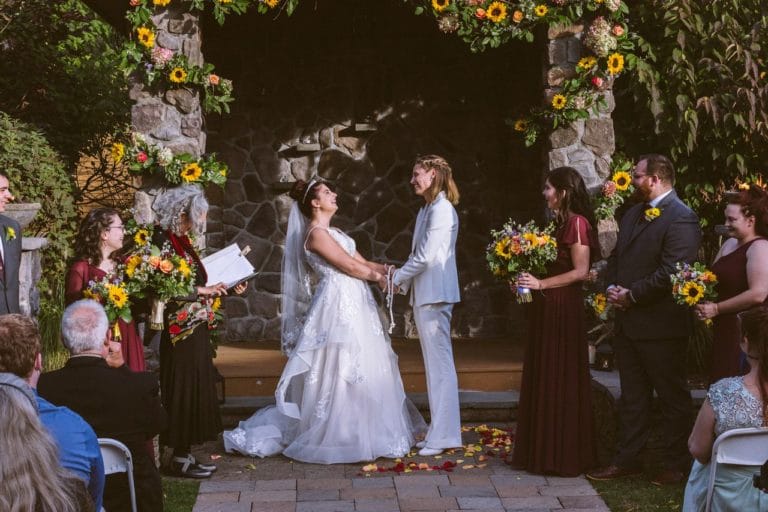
top-left (413, 302), bottom-right (462, 448)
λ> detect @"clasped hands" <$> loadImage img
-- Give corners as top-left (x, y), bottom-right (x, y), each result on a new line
top-left (378, 264), bottom-right (400, 293)
top-left (607, 285), bottom-right (632, 310)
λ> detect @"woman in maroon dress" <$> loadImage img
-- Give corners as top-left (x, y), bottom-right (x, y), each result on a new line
top-left (695, 185), bottom-right (768, 384)
top-left (513, 166), bottom-right (598, 476)
top-left (66, 207), bottom-right (146, 372)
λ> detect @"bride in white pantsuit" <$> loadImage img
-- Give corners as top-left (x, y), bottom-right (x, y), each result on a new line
top-left (393, 155), bottom-right (462, 456)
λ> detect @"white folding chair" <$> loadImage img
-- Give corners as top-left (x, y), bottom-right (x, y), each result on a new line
top-left (705, 427), bottom-right (768, 512)
top-left (98, 438), bottom-right (137, 512)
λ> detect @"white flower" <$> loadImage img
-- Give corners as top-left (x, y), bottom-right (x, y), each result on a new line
top-left (131, 132), bottom-right (146, 145)
top-left (584, 16), bottom-right (617, 57)
top-left (605, 0), bottom-right (621, 12)
top-left (157, 147), bottom-right (173, 166)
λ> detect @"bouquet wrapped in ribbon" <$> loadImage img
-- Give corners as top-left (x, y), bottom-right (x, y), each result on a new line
top-left (486, 219), bottom-right (558, 303)
top-left (123, 241), bottom-right (197, 329)
top-left (84, 275), bottom-right (132, 340)
top-left (670, 262), bottom-right (718, 321)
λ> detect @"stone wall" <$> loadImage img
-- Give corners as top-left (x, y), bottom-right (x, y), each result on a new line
top-left (202, 1), bottom-right (546, 341)
top-left (544, 24), bottom-right (615, 189)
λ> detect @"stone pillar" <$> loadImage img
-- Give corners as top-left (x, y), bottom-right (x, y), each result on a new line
top-left (19, 237), bottom-right (48, 318)
top-left (131, 4), bottom-right (206, 224)
top-left (545, 23), bottom-right (615, 190)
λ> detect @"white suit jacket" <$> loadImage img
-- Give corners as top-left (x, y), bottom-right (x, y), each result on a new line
top-left (394, 192), bottom-right (460, 307)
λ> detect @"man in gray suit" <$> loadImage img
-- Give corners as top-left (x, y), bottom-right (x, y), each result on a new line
top-left (587, 154), bottom-right (701, 485)
top-left (0, 171), bottom-right (21, 314)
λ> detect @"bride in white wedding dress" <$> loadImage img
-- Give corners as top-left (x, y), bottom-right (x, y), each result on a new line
top-left (223, 177), bottom-right (426, 463)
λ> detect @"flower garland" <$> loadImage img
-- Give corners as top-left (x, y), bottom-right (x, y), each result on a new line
top-left (411, 0), bottom-right (637, 146)
top-left (119, 0), bottom-right (637, 144)
top-left (111, 132), bottom-right (228, 187)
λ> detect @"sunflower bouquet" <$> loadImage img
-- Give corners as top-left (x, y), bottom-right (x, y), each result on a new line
top-left (123, 241), bottom-right (198, 329)
top-left (586, 292), bottom-right (612, 322)
top-left (595, 155), bottom-right (634, 220)
top-left (486, 219), bottom-right (558, 303)
top-left (670, 262), bottom-right (718, 312)
top-left (84, 275), bottom-right (133, 340)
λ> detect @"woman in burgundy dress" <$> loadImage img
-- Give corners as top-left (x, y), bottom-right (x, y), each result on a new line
top-left (695, 185), bottom-right (768, 384)
top-left (66, 207), bottom-right (145, 372)
top-left (513, 166), bottom-right (598, 476)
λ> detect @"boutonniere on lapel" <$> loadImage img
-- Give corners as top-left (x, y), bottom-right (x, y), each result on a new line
top-left (5, 226), bottom-right (16, 241)
top-left (644, 207), bottom-right (661, 222)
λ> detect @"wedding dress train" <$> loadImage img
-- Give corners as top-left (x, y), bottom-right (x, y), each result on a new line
top-left (223, 228), bottom-right (425, 463)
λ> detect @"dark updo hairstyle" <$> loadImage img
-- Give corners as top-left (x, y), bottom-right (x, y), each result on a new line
top-left (289, 178), bottom-right (332, 218)
top-left (725, 185), bottom-right (768, 237)
top-left (737, 306), bottom-right (768, 425)
top-left (545, 166), bottom-right (596, 229)
top-left (73, 207), bottom-right (121, 265)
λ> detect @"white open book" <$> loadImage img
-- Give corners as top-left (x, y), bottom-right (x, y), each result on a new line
top-left (201, 243), bottom-right (258, 289)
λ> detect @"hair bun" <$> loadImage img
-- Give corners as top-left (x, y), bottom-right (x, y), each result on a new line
top-left (289, 180), bottom-right (308, 201)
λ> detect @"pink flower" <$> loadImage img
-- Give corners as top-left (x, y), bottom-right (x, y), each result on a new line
top-left (136, 151), bottom-right (148, 163)
top-left (591, 76), bottom-right (604, 88)
top-left (612, 24), bottom-right (625, 37)
top-left (465, 0), bottom-right (483, 5)
top-left (208, 74), bottom-right (220, 86)
top-left (129, 0), bottom-right (141, 6)
top-left (475, 8), bottom-right (486, 19)
top-left (603, 180), bottom-right (617, 197)
top-left (151, 47), bottom-right (174, 66)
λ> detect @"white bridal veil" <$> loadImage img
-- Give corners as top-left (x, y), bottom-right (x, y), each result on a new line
top-left (280, 202), bottom-right (312, 356)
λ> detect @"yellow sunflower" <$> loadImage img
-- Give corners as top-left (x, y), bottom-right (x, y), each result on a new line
top-left (551, 94), bottom-right (567, 110)
top-left (495, 239), bottom-right (512, 259)
top-left (125, 255), bottom-right (142, 278)
top-left (153, 0), bottom-right (171, 6)
top-left (181, 162), bottom-right (203, 182)
top-left (169, 67), bottom-right (188, 83)
top-left (218, 0), bottom-right (233, 3)
top-left (607, 52), bottom-right (625, 75)
top-left (577, 56), bottom-right (597, 71)
top-left (432, 0), bottom-right (449, 12)
top-left (212, 297), bottom-right (222, 311)
top-left (264, 0), bottom-right (279, 7)
top-left (681, 281), bottom-right (705, 306)
top-left (593, 293), bottom-right (607, 314)
top-left (612, 171), bottom-right (631, 191)
top-left (107, 284), bottom-right (128, 309)
top-left (486, 2), bottom-right (507, 23)
top-left (111, 143), bottom-right (125, 163)
top-left (534, 4), bottom-right (548, 17)
top-left (134, 229), bottom-right (150, 246)
top-left (513, 119), bottom-right (528, 132)
top-left (136, 27), bottom-right (155, 48)
top-left (523, 232), bottom-right (538, 246)
top-left (177, 259), bottom-right (191, 278)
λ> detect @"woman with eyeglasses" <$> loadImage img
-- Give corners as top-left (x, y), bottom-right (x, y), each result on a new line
top-left (66, 207), bottom-right (145, 371)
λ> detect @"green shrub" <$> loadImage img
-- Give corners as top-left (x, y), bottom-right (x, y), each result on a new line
top-left (0, 111), bottom-right (79, 292)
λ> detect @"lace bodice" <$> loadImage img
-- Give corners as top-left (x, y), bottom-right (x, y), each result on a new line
top-left (304, 228), bottom-right (356, 277)
top-left (709, 377), bottom-right (765, 437)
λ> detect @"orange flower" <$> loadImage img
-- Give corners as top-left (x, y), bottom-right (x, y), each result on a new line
top-left (159, 260), bottom-right (174, 273)
top-left (149, 255), bottom-right (161, 268)
top-left (475, 8), bottom-right (486, 19)
top-left (512, 10), bottom-right (524, 22)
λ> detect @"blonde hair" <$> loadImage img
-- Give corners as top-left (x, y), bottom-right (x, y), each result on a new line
top-left (0, 386), bottom-right (89, 512)
top-left (415, 155), bottom-right (460, 205)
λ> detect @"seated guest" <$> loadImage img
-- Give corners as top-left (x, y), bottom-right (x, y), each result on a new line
top-left (683, 306), bottom-right (768, 511)
top-left (39, 299), bottom-right (167, 512)
top-left (0, 376), bottom-right (94, 511)
top-left (0, 314), bottom-right (104, 510)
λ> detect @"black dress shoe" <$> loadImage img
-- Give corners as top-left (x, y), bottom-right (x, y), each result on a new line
top-left (169, 456), bottom-right (213, 479)
top-left (586, 464), bottom-right (642, 481)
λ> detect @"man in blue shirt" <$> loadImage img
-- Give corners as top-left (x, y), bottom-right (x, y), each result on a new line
top-left (0, 314), bottom-right (104, 510)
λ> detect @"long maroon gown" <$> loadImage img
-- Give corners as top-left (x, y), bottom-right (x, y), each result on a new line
top-left (708, 238), bottom-right (763, 384)
top-left (512, 214), bottom-right (597, 476)
top-left (66, 260), bottom-right (146, 372)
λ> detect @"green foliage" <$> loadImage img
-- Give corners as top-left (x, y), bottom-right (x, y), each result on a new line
top-left (614, 0), bottom-right (768, 234)
top-left (0, 0), bottom-right (130, 166)
top-left (0, 112), bottom-right (79, 290)
top-left (162, 478), bottom-right (199, 512)
top-left (38, 274), bottom-right (69, 372)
